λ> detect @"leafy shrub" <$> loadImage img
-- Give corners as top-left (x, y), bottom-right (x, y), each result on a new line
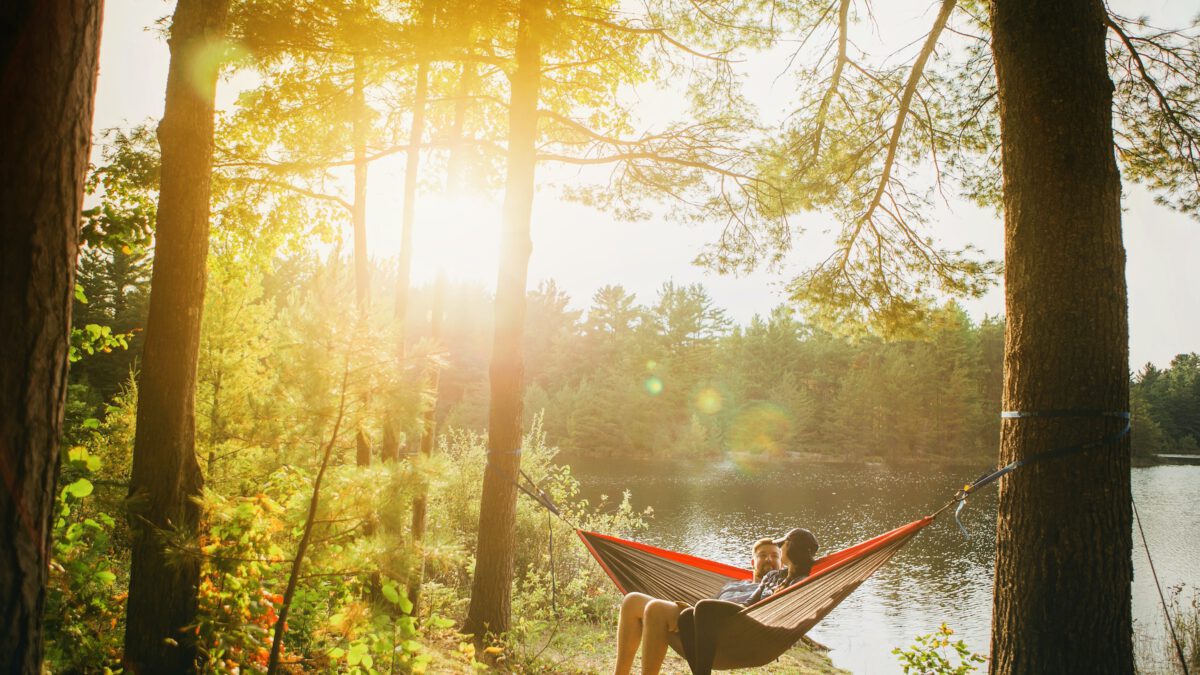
top-left (430, 413), bottom-right (649, 663)
top-left (193, 489), bottom-right (292, 673)
top-left (45, 444), bottom-right (125, 672)
top-left (893, 623), bottom-right (987, 675)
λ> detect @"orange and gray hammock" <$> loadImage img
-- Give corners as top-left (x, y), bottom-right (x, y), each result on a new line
top-left (494, 409), bottom-right (1134, 674)
top-left (577, 518), bottom-right (932, 673)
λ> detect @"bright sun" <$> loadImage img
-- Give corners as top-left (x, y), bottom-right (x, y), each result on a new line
top-left (410, 192), bottom-right (502, 285)
top-left (363, 159), bottom-right (502, 287)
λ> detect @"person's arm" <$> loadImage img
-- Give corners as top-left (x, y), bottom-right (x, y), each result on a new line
top-left (746, 571), bottom-right (775, 605)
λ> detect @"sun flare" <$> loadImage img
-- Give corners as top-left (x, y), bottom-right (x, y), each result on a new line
top-left (364, 178), bottom-right (502, 287)
top-left (411, 193), bottom-right (502, 284)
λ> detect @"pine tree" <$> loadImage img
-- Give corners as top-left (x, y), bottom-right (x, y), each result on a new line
top-left (0, 2), bottom-right (103, 669)
top-left (124, 0), bottom-right (233, 670)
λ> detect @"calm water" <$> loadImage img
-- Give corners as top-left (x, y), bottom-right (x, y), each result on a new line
top-left (560, 456), bottom-right (1200, 674)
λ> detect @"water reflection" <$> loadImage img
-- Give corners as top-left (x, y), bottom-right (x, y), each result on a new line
top-left (561, 456), bottom-right (1198, 674)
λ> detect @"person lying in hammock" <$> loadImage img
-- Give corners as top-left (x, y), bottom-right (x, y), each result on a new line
top-left (710, 536), bottom-right (783, 603)
top-left (744, 528), bottom-right (818, 604)
top-left (613, 528), bottom-right (818, 675)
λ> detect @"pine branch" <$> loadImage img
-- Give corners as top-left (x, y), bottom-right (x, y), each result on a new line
top-left (228, 176), bottom-right (352, 212)
top-left (571, 13), bottom-right (733, 62)
top-left (810, 0), bottom-right (852, 163)
top-left (839, 0), bottom-right (957, 274)
top-left (1108, 14), bottom-right (1200, 187)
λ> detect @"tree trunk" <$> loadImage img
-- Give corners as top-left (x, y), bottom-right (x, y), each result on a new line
top-left (464, 0), bottom-right (542, 640)
top-left (408, 275), bottom-right (445, 615)
top-left (352, 51), bottom-right (369, 312)
top-left (124, 0), bottom-right (230, 671)
top-left (446, 61), bottom-right (478, 194)
top-left (0, 2), bottom-right (103, 670)
top-left (380, 423), bottom-right (399, 462)
top-left (394, 50), bottom-right (429, 343)
top-left (355, 429), bottom-right (371, 467)
top-left (989, 1), bottom-right (1131, 672)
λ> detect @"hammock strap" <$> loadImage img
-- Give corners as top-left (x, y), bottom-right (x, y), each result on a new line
top-left (952, 410), bottom-right (1131, 537)
top-left (485, 448), bottom-right (572, 526)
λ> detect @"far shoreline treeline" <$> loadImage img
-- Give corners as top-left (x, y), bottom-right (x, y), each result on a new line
top-left (70, 252), bottom-right (1199, 466)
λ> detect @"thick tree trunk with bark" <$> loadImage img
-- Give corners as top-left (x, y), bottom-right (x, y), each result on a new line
top-left (464, 0), bottom-right (542, 640)
top-left (989, 1), bottom-right (1131, 672)
top-left (124, 1), bottom-right (230, 671)
top-left (0, 2), bottom-right (103, 670)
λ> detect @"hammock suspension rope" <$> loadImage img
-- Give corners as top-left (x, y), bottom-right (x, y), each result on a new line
top-left (950, 409), bottom-right (1131, 536)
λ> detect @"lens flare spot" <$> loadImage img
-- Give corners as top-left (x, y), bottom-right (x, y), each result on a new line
top-left (644, 376), bottom-right (664, 396)
top-left (646, 360), bottom-right (658, 371)
top-left (695, 387), bottom-right (722, 415)
top-left (187, 39), bottom-right (245, 102)
top-left (728, 402), bottom-right (793, 458)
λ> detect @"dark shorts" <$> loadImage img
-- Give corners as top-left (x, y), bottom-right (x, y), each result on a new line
top-left (676, 599), bottom-right (745, 675)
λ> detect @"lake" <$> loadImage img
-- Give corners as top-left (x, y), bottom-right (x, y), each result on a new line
top-left (560, 456), bottom-right (1199, 674)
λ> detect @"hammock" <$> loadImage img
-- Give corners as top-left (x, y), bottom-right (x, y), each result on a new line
top-left (577, 517), bottom-right (934, 673)
top-left (497, 410), bottom-right (1132, 672)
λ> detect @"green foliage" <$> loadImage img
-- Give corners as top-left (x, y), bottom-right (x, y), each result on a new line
top-left (1108, 15), bottom-right (1200, 217)
top-left (893, 623), bottom-right (987, 675)
top-left (1132, 354), bottom-right (1200, 456)
top-left (71, 128), bottom-right (155, 398)
top-left (196, 257), bottom-right (282, 486)
top-left (194, 489), bottom-right (291, 672)
top-left (81, 125), bottom-right (159, 253)
top-left (712, 4), bottom-right (1200, 334)
top-left (431, 415), bottom-right (649, 663)
top-left (46, 377), bottom-right (143, 673)
top-left (442, 290), bottom-right (1008, 462)
top-left (45, 445), bottom-right (125, 671)
top-left (68, 319), bottom-right (131, 364)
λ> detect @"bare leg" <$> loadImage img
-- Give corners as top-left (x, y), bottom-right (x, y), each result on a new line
top-left (614, 593), bottom-right (653, 675)
top-left (639, 599), bottom-right (682, 675)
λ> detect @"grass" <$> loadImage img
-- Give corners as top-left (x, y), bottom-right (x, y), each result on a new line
top-left (418, 620), bottom-right (849, 674)
top-left (1136, 584), bottom-right (1200, 675)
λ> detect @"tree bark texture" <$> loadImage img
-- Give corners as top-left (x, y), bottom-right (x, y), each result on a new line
top-left (124, 0), bottom-right (230, 671)
top-left (990, 1), bottom-right (1131, 673)
top-left (464, 0), bottom-right (542, 640)
top-left (0, 2), bottom-right (102, 671)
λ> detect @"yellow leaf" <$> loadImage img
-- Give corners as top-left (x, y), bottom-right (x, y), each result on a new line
top-left (484, 646), bottom-right (504, 655)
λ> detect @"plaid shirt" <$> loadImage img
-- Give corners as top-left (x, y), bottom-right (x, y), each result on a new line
top-left (747, 568), bottom-right (795, 604)
top-left (713, 579), bottom-right (761, 605)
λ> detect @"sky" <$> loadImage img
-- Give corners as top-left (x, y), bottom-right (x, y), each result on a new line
top-left (91, 0), bottom-right (1199, 369)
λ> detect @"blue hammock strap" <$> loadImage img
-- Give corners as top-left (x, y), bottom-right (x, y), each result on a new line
top-left (951, 410), bottom-right (1132, 537)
